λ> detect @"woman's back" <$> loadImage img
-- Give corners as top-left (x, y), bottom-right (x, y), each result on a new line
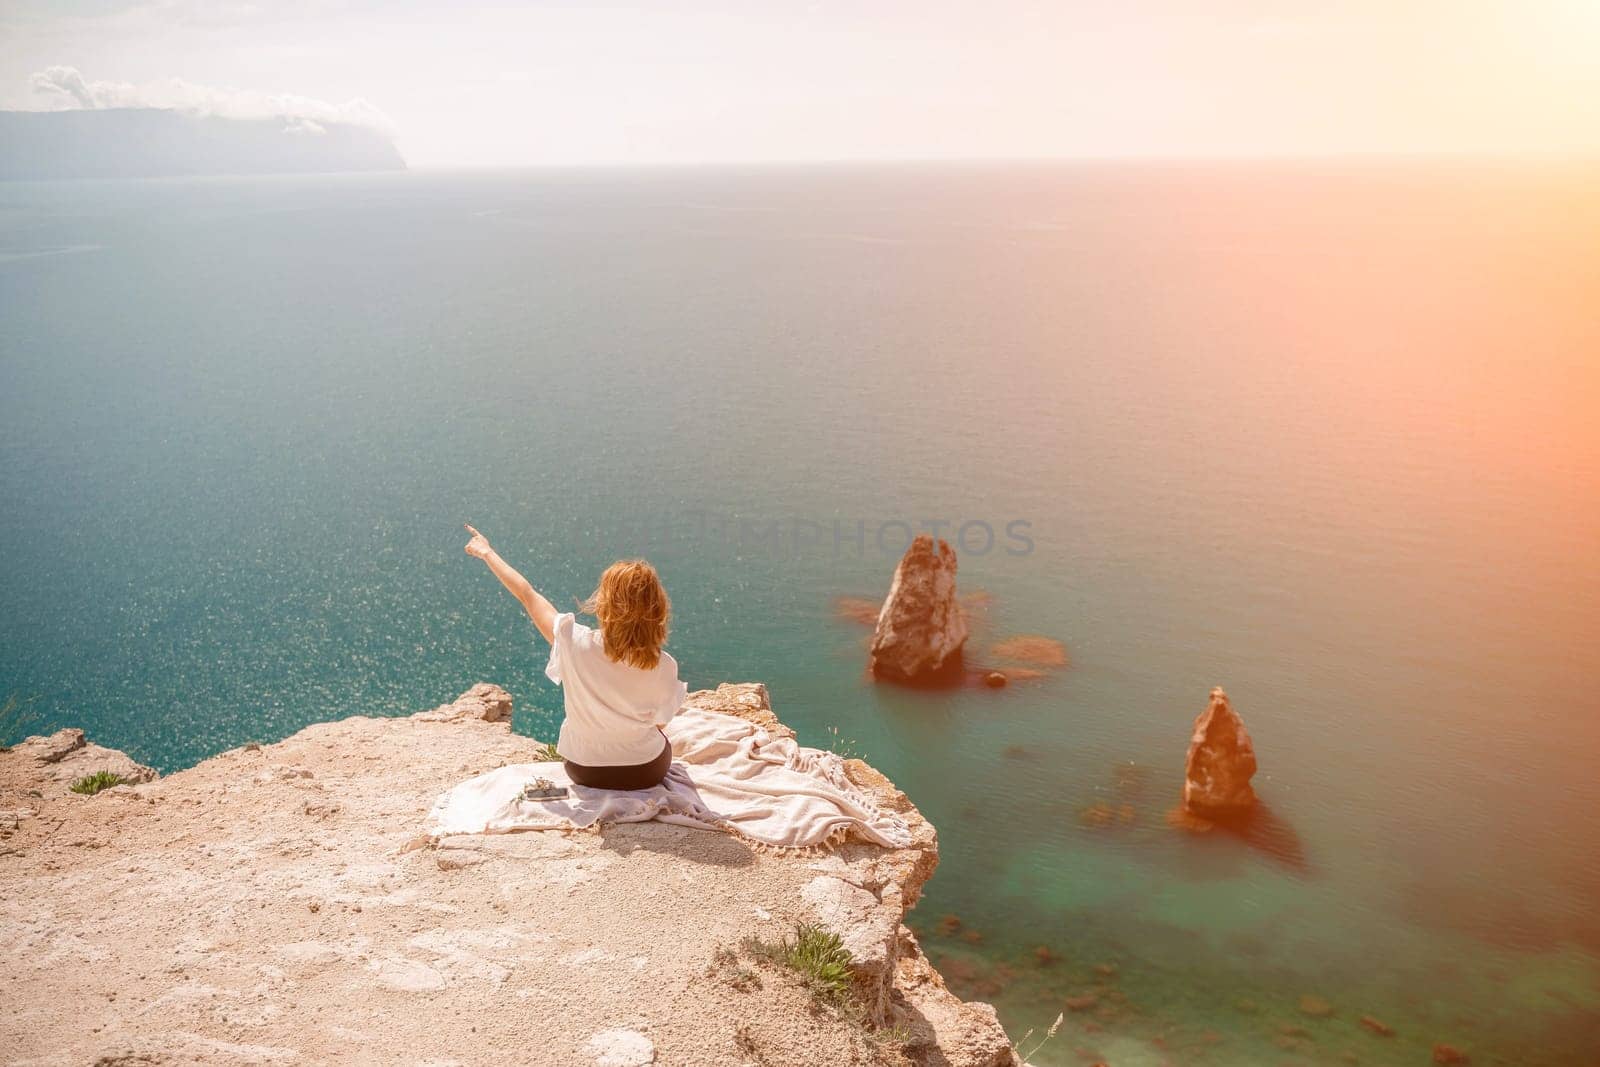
top-left (465, 533), bottom-right (683, 789)
top-left (546, 611), bottom-right (686, 765)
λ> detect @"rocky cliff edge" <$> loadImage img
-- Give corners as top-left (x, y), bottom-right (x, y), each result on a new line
top-left (0, 683), bottom-right (1015, 1067)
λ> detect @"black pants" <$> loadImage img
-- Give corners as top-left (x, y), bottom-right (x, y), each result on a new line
top-left (563, 735), bottom-right (673, 791)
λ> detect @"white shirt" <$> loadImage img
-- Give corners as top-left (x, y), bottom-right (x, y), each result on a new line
top-left (544, 612), bottom-right (687, 766)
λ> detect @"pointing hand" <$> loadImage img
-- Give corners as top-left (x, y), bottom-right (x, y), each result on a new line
top-left (464, 524), bottom-right (493, 560)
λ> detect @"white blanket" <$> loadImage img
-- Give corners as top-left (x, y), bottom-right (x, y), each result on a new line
top-left (423, 707), bottom-right (912, 850)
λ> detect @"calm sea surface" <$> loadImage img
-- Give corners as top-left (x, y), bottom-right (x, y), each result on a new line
top-left (2, 162), bottom-right (1597, 1064)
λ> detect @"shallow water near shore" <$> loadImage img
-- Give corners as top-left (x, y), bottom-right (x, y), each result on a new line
top-left (3, 161), bottom-right (1598, 1064)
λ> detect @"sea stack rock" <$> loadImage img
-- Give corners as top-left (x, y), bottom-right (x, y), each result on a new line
top-left (869, 535), bottom-right (969, 683)
top-left (1182, 687), bottom-right (1258, 816)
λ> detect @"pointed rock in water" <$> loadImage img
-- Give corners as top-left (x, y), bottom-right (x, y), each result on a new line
top-left (869, 535), bottom-right (969, 683)
top-left (1182, 687), bottom-right (1258, 817)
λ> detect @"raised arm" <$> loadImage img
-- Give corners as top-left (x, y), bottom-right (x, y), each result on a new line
top-left (464, 524), bottom-right (557, 644)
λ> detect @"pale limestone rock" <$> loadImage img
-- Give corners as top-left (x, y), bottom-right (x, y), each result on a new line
top-left (683, 682), bottom-right (792, 739)
top-left (435, 831), bottom-right (489, 870)
top-left (895, 926), bottom-right (1018, 1067)
top-left (276, 941), bottom-right (346, 967)
top-left (3, 727), bottom-right (157, 794)
top-left (801, 874), bottom-right (903, 1022)
top-left (435, 848), bottom-right (487, 871)
top-left (27, 727), bottom-right (86, 763)
top-left (869, 535), bottom-right (969, 683)
top-left (585, 1028), bottom-right (655, 1066)
top-left (369, 955), bottom-right (448, 992)
top-left (414, 682), bottom-right (513, 723)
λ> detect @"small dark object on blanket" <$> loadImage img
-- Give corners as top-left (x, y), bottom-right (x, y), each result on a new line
top-left (521, 778), bottom-right (569, 801)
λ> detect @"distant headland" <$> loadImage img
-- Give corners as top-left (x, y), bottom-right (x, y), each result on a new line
top-left (0, 108), bottom-right (405, 181)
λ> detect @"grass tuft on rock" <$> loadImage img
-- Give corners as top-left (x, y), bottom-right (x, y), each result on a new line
top-left (745, 923), bottom-right (854, 1004)
top-left (736, 928), bottom-right (910, 1052)
top-left (531, 741), bottom-right (560, 762)
top-left (69, 769), bottom-right (129, 795)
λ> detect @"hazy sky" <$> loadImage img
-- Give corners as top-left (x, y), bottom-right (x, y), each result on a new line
top-left (3, 1), bottom-right (1598, 166)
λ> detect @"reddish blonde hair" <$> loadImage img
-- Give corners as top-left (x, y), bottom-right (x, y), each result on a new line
top-left (582, 560), bottom-right (671, 670)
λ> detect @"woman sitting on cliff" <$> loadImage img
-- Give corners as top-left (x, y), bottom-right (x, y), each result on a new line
top-left (463, 524), bottom-right (687, 791)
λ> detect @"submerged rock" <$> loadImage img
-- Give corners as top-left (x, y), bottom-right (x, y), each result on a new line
top-left (869, 535), bottom-right (970, 684)
top-left (1298, 993), bottom-right (1335, 1018)
top-left (987, 635), bottom-right (1069, 669)
top-left (1182, 687), bottom-right (1258, 817)
top-left (1165, 804), bottom-right (1216, 833)
top-left (1079, 803), bottom-right (1116, 829)
top-left (833, 596), bottom-right (884, 626)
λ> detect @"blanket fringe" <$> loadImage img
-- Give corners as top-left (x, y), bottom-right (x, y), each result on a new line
top-left (580, 808), bottom-right (859, 854)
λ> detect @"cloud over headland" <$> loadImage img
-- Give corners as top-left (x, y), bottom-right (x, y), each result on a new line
top-left (28, 65), bottom-right (394, 136)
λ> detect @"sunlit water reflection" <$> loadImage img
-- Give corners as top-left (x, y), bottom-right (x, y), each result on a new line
top-left (2, 161), bottom-right (1596, 1064)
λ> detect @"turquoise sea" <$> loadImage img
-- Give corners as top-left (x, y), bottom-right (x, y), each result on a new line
top-left (2, 162), bottom-right (1597, 1065)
